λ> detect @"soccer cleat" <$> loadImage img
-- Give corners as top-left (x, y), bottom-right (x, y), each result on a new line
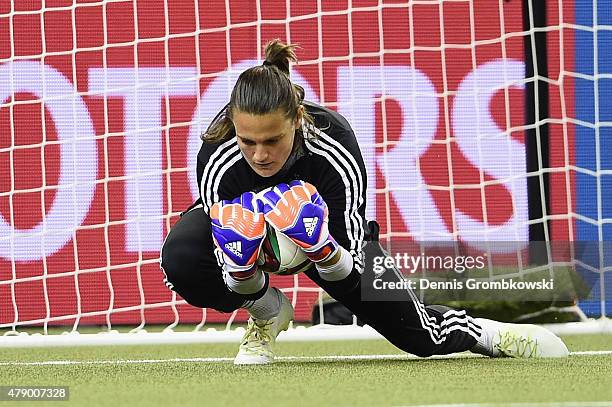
top-left (473, 318), bottom-right (569, 358)
top-left (234, 290), bottom-right (294, 365)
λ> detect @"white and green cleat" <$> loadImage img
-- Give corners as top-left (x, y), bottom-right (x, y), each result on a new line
top-left (234, 290), bottom-right (294, 365)
top-left (473, 318), bottom-right (569, 358)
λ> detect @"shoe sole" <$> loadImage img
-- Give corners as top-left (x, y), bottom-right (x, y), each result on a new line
top-left (234, 353), bottom-right (274, 365)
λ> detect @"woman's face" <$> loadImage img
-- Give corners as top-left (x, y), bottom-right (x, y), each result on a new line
top-left (232, 108), bottom-right (302, 177)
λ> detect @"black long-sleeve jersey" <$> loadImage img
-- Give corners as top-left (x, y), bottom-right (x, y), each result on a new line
top-left (197, 101), bottom-right (367, 273)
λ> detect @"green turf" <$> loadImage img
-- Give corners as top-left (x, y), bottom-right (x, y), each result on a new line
top-left (0, 335), bottom-right (610, 407)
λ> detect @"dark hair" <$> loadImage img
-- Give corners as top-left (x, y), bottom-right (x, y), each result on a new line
top-left (202, 39), bottom-right (313, 143)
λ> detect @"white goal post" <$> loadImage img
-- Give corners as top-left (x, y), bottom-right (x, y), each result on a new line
top-left (0, 0), bottom-right (610, 347)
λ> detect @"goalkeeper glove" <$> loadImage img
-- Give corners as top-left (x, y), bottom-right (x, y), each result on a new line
top-left (210, 192), bottom-right (266, 278)
top-left (260, 180), bottom-right (339, 263)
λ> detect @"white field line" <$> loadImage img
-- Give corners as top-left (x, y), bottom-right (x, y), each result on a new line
top-left (1, 350), bottom-right (611, 367)
top-left (394, 403), bottom-right (612, 407)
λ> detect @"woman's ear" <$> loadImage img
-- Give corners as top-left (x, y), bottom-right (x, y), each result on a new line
top-left (294, 105), bottom-right (304, 128)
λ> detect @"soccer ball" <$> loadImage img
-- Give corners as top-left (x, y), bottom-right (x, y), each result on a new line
top-left (257, 224), bottom-right (312, 275)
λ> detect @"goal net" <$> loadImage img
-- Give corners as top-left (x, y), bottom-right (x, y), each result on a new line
top-left (0, 0), bottom-right (610, 346)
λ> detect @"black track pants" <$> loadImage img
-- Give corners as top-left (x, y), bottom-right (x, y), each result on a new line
top-left (160, 206), bottom-right (480, 357)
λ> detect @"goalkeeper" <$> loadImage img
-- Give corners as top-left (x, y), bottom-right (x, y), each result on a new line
top-left (160, 40), bottom-right (568, 364)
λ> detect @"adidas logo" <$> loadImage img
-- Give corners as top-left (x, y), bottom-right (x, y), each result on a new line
top-left (303, 217), bottom-right (319, 237)
top-left (225, 241), bottom-right (242, 258)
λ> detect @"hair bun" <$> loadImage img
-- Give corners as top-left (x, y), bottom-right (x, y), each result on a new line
top-left (263, 39), bottom-right (298, 76)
